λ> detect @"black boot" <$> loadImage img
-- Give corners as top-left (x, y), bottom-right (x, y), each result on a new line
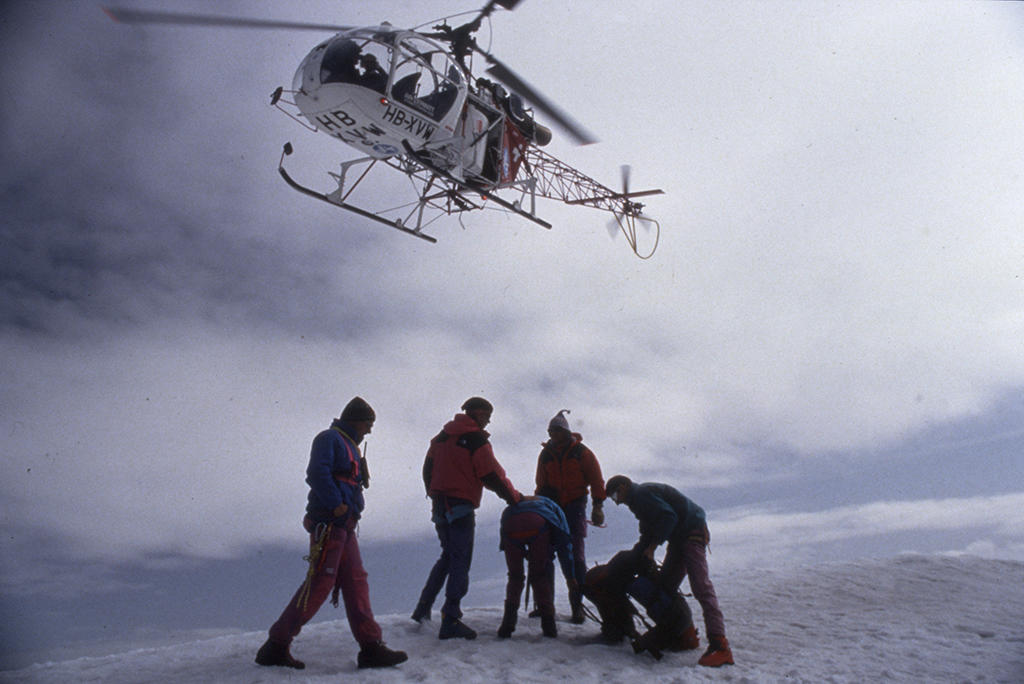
top-left (439, 614), bottom-right (477, 640)
top-left (541, 611), bottom-right (558, 638)
top-left (357, 640), bottom-right (408, 668)
top-left (254, 638), bottom-right (305, 669)
top-left (497, 601), bottom-right (517, 638)
top-left (410, 601), bottom-right (431, 623)
top-left (570, 587), bottom-right (585, 624)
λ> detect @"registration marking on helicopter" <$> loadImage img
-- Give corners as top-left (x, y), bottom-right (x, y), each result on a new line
top-left (381, 106), bottom-right (436, 140)
top-left (314, 108), bottom-right (392, 148)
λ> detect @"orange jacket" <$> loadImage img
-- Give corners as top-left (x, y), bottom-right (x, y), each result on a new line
top-left (534, 433), bottom-right (606, 506)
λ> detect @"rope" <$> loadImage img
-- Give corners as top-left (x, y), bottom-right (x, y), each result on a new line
top-left (581, 602), bottom-right (602, 624)
top-left (295, 522), bottom-right (332, 611)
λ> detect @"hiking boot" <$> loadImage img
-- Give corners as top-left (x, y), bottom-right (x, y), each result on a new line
top-left (357, 641), bottom-right (408, 669)
top-left (254, 638), bottom-right (305, 669)
top-left (410, 601), bottom-right (431, 623)
top-left (631, 631), bottom-right (665, 660)
top-left (570, 601), bottom-right (585, 624)
top-left (497, 602), bottom-right (517, 638)
top-left (698, 636), bottom-right (734, 667)
top-left (439, 615), bottom-right (477, 640)
top-left (540, 612), bottom-right (558, 638)
top-left (528, 607), bottom-right (542, 618)
top-left (669, 623), bottom-right (700, 652)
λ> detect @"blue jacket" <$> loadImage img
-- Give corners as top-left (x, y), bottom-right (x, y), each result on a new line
top-left (305, 419), bottom-right (366, 524)
top-left (501, 496), bottom-right (576, 582)
top-left (626, 482), bottom-right (706, 553)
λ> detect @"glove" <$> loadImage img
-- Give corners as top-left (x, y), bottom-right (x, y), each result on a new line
top-left (590, 504), bottom-right (605, 526)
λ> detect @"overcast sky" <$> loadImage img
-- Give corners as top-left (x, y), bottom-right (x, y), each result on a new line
top-left (3, 0), bottom-right (1024, 664)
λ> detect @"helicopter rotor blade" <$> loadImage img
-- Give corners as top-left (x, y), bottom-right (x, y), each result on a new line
top-left (483, 57), bottom-right (597, 145)
top-left (102, 6), bottom-right (355, 32)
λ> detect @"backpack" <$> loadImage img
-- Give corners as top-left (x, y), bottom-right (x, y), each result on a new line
top-left (582, 550), bottom-right (695, 659)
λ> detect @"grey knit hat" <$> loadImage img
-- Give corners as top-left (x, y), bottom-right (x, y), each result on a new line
top-left (548, 409), bottom-right (571, 432)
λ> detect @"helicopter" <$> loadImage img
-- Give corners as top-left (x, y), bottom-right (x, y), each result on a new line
top-left (104, 1), bottom-right (664, 258)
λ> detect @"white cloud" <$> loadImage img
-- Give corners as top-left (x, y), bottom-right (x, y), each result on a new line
top-left (3, 0), bottom-right (1024, 580)
top-left (708, 492), bottom-right (1024, 568)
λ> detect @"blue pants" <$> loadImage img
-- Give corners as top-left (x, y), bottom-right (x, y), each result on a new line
top-left (417, 497), bottom-right (475, 620)
top-left (563, 497), bottom-right (588, 591)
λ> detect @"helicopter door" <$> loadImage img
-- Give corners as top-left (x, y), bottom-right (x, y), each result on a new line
top-left (389, 35), bottom-right (464, 125)
top-left (460, 95), bottom-right (503, 183)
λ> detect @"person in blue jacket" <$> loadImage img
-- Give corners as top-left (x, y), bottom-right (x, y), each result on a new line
top-left (497, 496), bottom-right (577, 639)
top-left (255, 397), bottom-right (407, 671)
top-left (606, 475), bottom-right (734, 667)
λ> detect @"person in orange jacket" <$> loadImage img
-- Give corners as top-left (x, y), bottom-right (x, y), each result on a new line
top-left (411, 397), bottom-right (522, 640)
top-left (534, 409), bottom-right (606, 623)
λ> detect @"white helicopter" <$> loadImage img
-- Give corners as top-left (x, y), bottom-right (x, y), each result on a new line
top-left (105, 1), bottom-right (664, 258)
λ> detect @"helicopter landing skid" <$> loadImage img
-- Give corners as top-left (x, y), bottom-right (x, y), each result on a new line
top-left (401, 141), bottom-right (552, 230)
top-left (277, 147), bottom-right (438, 244)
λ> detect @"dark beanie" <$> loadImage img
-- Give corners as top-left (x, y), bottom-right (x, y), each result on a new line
top-left (340, 396), bottom-right (376, 422)
top-left (461, 396), bottom-right (493, 413)
top-left (605, 475), bottom-right (632, 498)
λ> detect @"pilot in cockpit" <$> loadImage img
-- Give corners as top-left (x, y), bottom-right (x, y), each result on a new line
top-left (359, 53), bottom-right (388, 93)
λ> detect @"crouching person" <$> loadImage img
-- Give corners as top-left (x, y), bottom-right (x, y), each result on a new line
top-left (582, 550), bottom-right (698, 659)
top-left (255, 397), bottom-right (407, 670)
top-left (498, 496), bottom-right (577, 639)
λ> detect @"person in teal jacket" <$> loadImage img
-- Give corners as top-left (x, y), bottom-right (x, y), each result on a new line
top-left (606, 475), bottom-right (734, 668)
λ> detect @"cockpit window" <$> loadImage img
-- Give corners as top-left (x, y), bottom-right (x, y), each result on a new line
top-left (319, 39), bottom-right (359, 84)
top-left (319, 37), bottom-right (391, 94)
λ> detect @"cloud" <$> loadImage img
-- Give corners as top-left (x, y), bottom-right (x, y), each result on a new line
top-left (709, 492), bottom-right (1024, 568)
top-left (3, 0), bottom-right (1024, 588)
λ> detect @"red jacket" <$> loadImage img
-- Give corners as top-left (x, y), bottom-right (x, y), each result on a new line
top-left (535, 433), bottom-right (606, 506)
top-left (423, 413), bottom-right (521, 508)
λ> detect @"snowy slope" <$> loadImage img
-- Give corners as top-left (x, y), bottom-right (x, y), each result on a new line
top-left (3, 554), bottom-right (1022, 683)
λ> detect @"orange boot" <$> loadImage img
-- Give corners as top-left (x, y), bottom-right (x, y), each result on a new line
top-left (698, 635), bottom-right (734, 667)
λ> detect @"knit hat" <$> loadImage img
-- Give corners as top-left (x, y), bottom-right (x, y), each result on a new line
top-left (461, 396), bottom-right (494, 413)
top-left (548, 409), bottom-right (571, 433)
top-left (340, 396), bottom-right (376, 422)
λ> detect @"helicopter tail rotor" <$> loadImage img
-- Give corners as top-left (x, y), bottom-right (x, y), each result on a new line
top-left (606, 165), bottom-right (661, 258)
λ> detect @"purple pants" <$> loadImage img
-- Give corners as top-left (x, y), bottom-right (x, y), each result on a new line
top-left (502, 512), bottom-right (555, 613)
top-left (268, 518), bottom-right (382, 647)
top-left (660, 526), bottom-right (726, 638)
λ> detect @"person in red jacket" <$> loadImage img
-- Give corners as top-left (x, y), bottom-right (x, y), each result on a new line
top-left (534, 409), bottom-right (606, 623)
top-left (411, 397), bottom-right (522, 640)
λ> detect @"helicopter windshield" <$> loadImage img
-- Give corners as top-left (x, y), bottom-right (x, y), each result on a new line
top-left (318, 36), bottom-right (392, 95)
top-left (389, 35), bottom-right (463, 122)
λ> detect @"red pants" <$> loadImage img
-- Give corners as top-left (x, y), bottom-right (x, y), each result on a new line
top-left (502, 512), bottom-right (555, 613)
top-left (268, 518), bottom-right (382, 647)
top-left (660, 527), bottom-right (726, 638)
